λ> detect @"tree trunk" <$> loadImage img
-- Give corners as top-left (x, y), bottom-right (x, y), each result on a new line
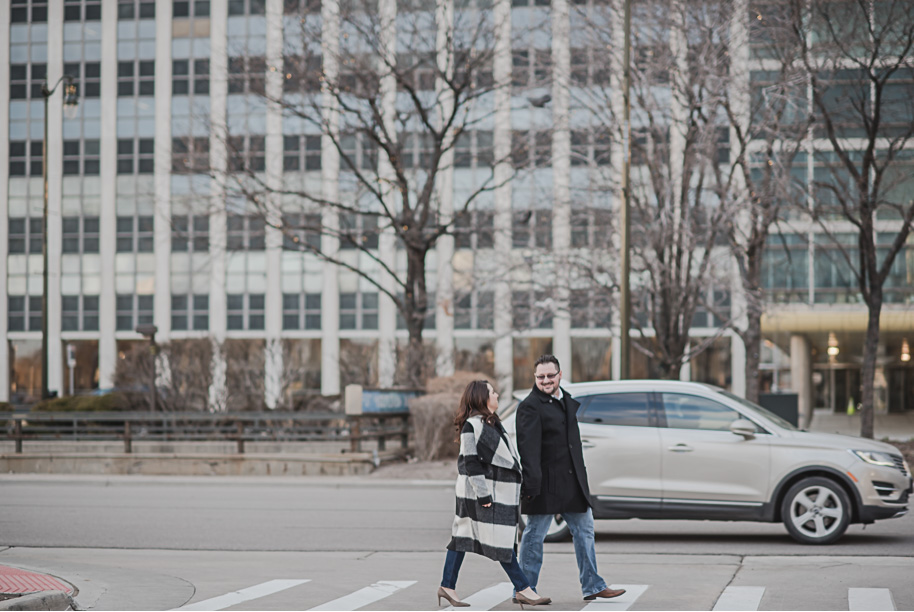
top-left (859, 294), bottom-right (882, 439)
top-left (403, 244), bottom-right (429, 389)
top-left (744, 309), bottom-right (762, 405)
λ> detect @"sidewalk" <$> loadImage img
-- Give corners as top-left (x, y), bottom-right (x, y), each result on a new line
top-left (0, 565), bottom-right (76, 611)
top-left (808, 410), bottom-right (914, 441)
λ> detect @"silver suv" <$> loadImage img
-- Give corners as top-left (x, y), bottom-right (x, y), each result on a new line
top-left (502, 380), bottom-right (912, 544)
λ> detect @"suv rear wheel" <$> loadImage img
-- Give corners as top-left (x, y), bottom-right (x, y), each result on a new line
top-left (781, 476), bottom-right (851, 544)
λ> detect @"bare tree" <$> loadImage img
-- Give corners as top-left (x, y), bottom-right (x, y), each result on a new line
top-left (572, 0), bottom-right (736, 379)
top-left (115, 339), bottom-right (213, 411)
top-left (795, 0), bottom-right (914, 438)
top-left (216, 0), bottom-right (520, 387)
top-left (720, 0), bottom-right (812, 403)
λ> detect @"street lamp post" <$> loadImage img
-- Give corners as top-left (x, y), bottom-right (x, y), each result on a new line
top-left (41, 76), bottom-right (78, 400)
top-left (136, 325), bottom-right (158, 411)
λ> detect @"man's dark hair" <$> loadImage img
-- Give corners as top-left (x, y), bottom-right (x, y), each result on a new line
top-left (534, 354), bottom-right (560, 371)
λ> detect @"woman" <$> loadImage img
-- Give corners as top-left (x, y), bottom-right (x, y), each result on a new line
top-left (438, 380), bottom-right (552, 608)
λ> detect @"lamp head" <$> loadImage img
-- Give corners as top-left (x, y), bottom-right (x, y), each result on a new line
top-left (135, 324), bottom-right (158, 339)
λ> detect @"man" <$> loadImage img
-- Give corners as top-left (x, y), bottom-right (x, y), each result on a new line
top-left (516, 354), bottom-right (625, 601)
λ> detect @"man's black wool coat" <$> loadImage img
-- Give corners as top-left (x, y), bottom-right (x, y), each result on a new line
top-left (516, 385), bottom-right (592, 515)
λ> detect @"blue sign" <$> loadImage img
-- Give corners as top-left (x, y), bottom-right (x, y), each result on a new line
top-left (361, 389), bottom-right (421, 413)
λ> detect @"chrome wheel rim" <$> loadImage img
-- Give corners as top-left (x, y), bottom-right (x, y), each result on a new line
top-left (547, 514), bottom-right (566, 537)
top-left (789, 485), bottom-right (844, 539)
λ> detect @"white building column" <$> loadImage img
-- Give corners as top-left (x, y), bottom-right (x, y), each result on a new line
top-left (98, 0), bottom-right (118, 390)
top-left (0, 4), bottom-right (11, 401)
top-left (551, 0), bottom-right (572, 380)
top-left (207, 0), bottom-right (229, 411)
top-left (46, 0), bottom-right (65, 397)
top-left (493, 0), bottom-right (514, 398)
top-left (434, 0), bottom-right (456, 378)
top-left (153, 0), bottom-right (173, 346)
top-left (263, 0), bottom-right (284, 408)
top-left (376, 0), bottom-right (398, 388)
top-left (609, 0), bottom-right (626, 381)
top-left (728, 0), bottom-right (750, 398)
top-left (320, 0), bottom-right (341, 396)
top-left (790, 334), bottom-right (813, 429)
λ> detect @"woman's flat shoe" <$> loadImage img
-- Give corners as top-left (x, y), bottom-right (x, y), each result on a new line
top-left (437, 586), bottom-right (470, 607)
top-left (515, 592), bottom-right (552, 608)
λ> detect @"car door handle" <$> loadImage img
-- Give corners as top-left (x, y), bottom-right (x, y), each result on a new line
top-left (668, 443), bottom-right (693, 452)
top-left (581, 439), bottom-right (595, 449)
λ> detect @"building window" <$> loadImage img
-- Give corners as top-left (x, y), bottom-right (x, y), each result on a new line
top-left (282, 54), bottom-right (322, 94)
top-left (9, 140), bottom-right (44, 177)
top-left (340, 292), bottom-right (378, 330)
top-left (283, 134), bottom-right (322, 172)
top-left (118, 61), bottom-right (155, 97)
top-left (571, 208), bottom-right (613, 249)
top-left (117, 215), bottom-right (154, 253)
top-left (281, 212), bottom-right (321, 251)
top-left (62, 140), bottom-right (100, 176)
top-left (455, 210), bottom-right (494, 250)
top-left (64, 0), bottom-right (101, 21)
top-left (171, 294), bottom-right (209, 331)
top-left (227, 135), bottom-right (265, 173)
top-left (513, 290), bottom-right (552, 330)
top-left (512, 209), bottom-right (552, 249)
top-left (172, 59), bottom-right (210, 96)
top-left (455, 290), bottom-right (494, 330)
top-left (228, 0), bottom-right (266, 15)
top-left (171, 215), bottom-right (210, 253)
top-left (8, 295), bottom-right (42, 332)
top-left (227, 215), bottom-right (265, 251)
top-left (117, 138), bottom-right (154, 174)
top-left (282, 0), bottom-right (320, 15)
top-left (10, 63), bottom-right (47, 100)
top-left (228, 56), bottom-right (266, 95)
top-left (116, 294), bottom-right (154, 331)
top-left (63, 62), bottom-right (101, 98)
top-left (570, 288), bottom-right (611, 329)
top-left (12, 0), bottom-right (49, 23)
top-left (62, 295), bottom-right (99, 331)
top-left (762, 233), bottom-right (809, 303)
top-left (118, 0), bottom-right (155, 19)
top-left (172, 137), bottom-right (209, 174)
top-left (282, 293), bottom-right (321, 330)
top-left (340, 214), bottom-right (379, 250)
top-left (62, 216), bottom-right (99, 254)
top-left (173, 0), bottom-right (210, 18)
top-left (227, 293), bottom-right (265, 331)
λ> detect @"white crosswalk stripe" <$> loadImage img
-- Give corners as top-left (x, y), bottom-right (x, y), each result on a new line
top-left (173, 579), bottom-right (310, 611)
top-left (848, 588), bottom-right (896, 611)
top-left (308, 580), bottom-right (417, 611)
top-left (713, 586), bottom-right (766, 611)
top-left (581, 584), bottom-right (649, 611)
top-left (444, 581), bottom-right (514, 611)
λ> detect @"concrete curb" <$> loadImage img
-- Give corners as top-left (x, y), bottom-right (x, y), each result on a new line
top-left (0, 472), bottom-right (455, 488)
top-left (0, 591), bottom-right (77, 611)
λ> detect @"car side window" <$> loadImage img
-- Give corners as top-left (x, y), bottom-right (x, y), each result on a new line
top-left (661, 393), bottom-right (742, 431)
top-left (578, 393), bottom-right (651, 427)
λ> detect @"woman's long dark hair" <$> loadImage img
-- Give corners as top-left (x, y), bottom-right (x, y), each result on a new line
top-left (454, 380), bottom-right (500, 441)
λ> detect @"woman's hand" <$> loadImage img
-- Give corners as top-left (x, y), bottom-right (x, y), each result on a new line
top-left (482, 503), bottom-right (492, 508)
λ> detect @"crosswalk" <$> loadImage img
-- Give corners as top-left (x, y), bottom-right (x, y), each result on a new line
top-left (172, 580), bottom-right (901, 611)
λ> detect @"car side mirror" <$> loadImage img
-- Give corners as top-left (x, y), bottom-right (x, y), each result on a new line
top-left (730, 419), bottom-right (757, 439)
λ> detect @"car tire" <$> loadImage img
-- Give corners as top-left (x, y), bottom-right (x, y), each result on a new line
top-left (780, 476), bottom-right (851, 545)
top-left (518, 514), bottom-right (572, 543)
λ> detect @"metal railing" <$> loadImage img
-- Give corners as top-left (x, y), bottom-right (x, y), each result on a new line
top-left (1, 411), bottom-right (410, 455)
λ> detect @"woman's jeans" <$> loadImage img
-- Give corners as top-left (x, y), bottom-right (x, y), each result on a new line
top-left (441, 549), bottom-right (531, 592)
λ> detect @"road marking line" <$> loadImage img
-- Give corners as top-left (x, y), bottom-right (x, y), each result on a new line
top-left (174, 579), bottom-right (310, 611)
top-left (713, 586), bottom-right (765, 611)
top-left (581, 584), bottom-right (649, 611)
top-left (308, 580), bottom-right (417, 611)
top-left (849, 588), bottom-right (895, 611)
top-left (445, 581), bottom-right (513, 611)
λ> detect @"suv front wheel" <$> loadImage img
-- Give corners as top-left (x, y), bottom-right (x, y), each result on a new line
top-left (781, 476), bottom-right (851, 544)
top-left (518, 514), bottom-right (571, 542)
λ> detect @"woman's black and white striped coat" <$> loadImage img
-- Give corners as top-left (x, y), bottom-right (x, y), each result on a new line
top-left (447, 414), bottom-right (523, 563)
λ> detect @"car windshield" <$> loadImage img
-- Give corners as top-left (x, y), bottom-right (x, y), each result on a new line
top-left (716, 389), bottom-right (799, 431)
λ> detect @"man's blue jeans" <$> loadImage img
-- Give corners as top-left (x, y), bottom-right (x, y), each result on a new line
top-left (441, 549), bottom-right (531, 592)
top-left (518, 508), bottom-right (608, 597)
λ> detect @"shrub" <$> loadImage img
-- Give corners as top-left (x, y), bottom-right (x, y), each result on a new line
top-left (0, 402), bottom-right (12, 412)
top-left (409, 371), bottom-right (493, 461)
top-left (31, 393), bottom-right (130, 412)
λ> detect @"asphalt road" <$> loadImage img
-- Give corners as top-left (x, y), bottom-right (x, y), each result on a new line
top-left (2, 475), bottom-right (913, 611)
top-left (2, 474), bottom-right (912, 555)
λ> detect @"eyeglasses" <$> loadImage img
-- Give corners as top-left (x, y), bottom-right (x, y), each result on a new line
top-left (534, 372), bottom-right (559, 381)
